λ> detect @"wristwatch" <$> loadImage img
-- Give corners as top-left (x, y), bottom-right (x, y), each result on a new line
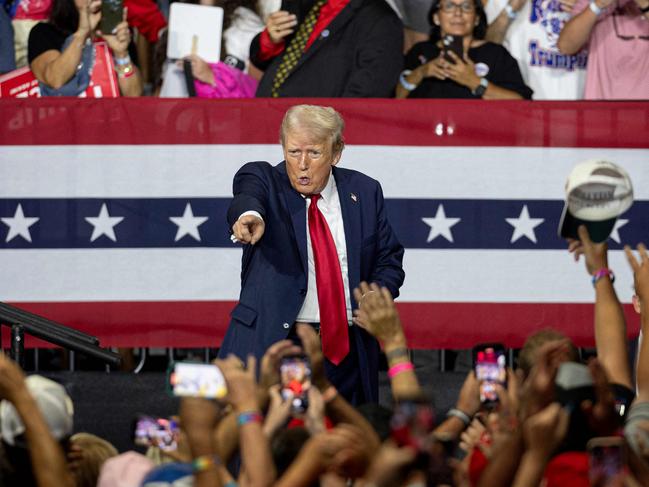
top-left (471, 77), bottom-right (489, 97)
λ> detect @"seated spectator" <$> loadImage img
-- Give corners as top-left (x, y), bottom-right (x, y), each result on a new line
top-left (557, 0), bottom-right (649, 99)
top-left (249, 0), bottom-right (404, 97)
top-left (396, 0), bottom-right (533, 99)
top-left (27, 0), bottom-right (142, 96)
top-left (154, 0), bottom-right (271, 97)
top-left (484, 0), bottom-right (587, 99)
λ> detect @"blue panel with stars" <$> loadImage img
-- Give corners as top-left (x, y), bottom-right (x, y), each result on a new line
top-left (0, 198), bottom-right (646, 249)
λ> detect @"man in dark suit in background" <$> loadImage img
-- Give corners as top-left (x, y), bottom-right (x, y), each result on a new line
top-left (220, 105), bottom-right (405, 403)
top-left (249, 0), bottom-right (403, 97)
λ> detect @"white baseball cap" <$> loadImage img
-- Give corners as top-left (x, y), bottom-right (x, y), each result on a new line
top-left (558, 159), bottom-right (633, 243)
top-left (0, 375), bottom-right (74, 446)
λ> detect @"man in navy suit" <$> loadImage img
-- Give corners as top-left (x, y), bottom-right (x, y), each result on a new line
top-left (220, 105), bottom-right (404, 403)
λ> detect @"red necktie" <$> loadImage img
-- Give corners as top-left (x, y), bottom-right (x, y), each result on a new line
top-left (308, 194), bottom-right (349, 365)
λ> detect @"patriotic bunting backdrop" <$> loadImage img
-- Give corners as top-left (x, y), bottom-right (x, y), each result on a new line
top-left (1, 99), bottom-right (648, 348)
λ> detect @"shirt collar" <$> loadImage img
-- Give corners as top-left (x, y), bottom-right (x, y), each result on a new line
top-left (319, 169), bottom-right (336, 203)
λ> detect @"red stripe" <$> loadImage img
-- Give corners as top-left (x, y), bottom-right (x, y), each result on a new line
top-left (1, 99), bottom-right (648, 147)
top-left (3, 301), bottom-right (639, 349)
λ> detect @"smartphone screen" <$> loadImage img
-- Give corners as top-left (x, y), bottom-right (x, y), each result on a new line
top-left (390, 401), bottom-right (435, 452)
top-left (473, 344), bottom-right (506, 407)
top-left (280, 355), bottom-right (311, 414)
top-left (133, 415), bottom-right (179, 451)
top-left (587, 437), bottom-right (625, 486)
top-left (99, 0), bottom-right (123, 34)
top-left (442, 35), bottom-right (464, 63)
top-left (168, 362), bottom-right (227, 399)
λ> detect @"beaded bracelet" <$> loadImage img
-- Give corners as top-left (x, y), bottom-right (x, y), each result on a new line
top-left (388, 361), bottom-right (414, 378)
top-left (116, 64), bottom-right (135, 79)
top-left (192, 454), bottom-right (220, 472)
top-left (592, 268), bottom-right (615, 287)
top-left (237, 411), bottom-right (263, 426)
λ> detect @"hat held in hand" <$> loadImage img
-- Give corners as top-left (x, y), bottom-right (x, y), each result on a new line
top-left (0, 375), bottom-right (74, 447)
top-left (559, 159), bottom-right (633, 243)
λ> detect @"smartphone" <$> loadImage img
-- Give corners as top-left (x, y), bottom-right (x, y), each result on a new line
top-left (390, 401), bottom-right (435, 452)
top-left (168, 362), bottom-right (227, 400)
top-left (100, 0), bottom-right (123, 34)
top-left (133, 415), bottom-right (179, 451)
top-left (472, 343), bottom-right (506, 409)
top-left (442, 34), bottom-right (464, 63)
top-left (280, 355), bottom-right (311, 414)
top-left (587, 437), bottom-right (626, 487)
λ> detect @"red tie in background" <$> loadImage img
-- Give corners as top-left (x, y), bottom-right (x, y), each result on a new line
top-left (308, 194), bottom-right (349, 365)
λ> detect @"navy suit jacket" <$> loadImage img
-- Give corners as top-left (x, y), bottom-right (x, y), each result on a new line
top-left (220, 161), bottom-right (405, 401)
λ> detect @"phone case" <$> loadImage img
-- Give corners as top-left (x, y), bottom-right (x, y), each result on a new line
top-left (100, 0), bottom-right (123, 34)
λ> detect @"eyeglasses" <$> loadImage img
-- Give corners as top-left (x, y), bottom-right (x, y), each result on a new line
top-left (439, 1), bottom-right (476, 13)
top-left (612, 10), bottom-right (649, 41)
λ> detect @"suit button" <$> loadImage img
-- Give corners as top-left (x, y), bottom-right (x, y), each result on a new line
top-left (299, 289), bottom-right (307, 296)
top-left (283, 322), bottom-right (290, 329)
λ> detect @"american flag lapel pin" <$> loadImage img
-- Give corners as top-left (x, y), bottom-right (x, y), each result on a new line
top-left (350, 193), bottom-right (358, 202)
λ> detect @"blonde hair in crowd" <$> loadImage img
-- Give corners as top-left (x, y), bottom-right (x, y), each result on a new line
top-left (69, 432), bottom-right (118, 487)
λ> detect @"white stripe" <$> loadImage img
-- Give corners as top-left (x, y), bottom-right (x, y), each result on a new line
top-left (2, 145), bottom-right (648, 199)
top-left (1, 248), bottom-right (635, 303)
top-left (401, 249), bottom-right (635, 303)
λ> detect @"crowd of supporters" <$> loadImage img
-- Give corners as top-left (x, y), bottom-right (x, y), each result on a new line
top-left (0, 227), bottom-right (648, 486)
top-left (1, 0), bottom-right (647, 98)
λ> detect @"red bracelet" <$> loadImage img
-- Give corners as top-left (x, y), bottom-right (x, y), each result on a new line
top-left (388, 361), bottom-right (414, 378)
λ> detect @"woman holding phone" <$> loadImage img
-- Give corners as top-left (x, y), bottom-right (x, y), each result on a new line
top-left (396, 0), bottom-right (532, 99)
top-left (27, 0), bottom-right (142, 96)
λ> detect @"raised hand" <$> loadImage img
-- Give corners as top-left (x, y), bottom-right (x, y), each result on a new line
top-left (625, 243), bottom-right (649, 302)
top-left (100, 8), bottom-right (131, 58)
top-left (352, 282), bottom-right (405, 347)
top-left (258, 339), bottom-right (303, 391)
top-left (296, 324), bottom-right (328, 390)
top-left (523, 402), bottom-right (569, 459)
top-left (214, 355), bottom-right (259, 412)
top-left (265, 11), bottom-right (298, 44)
top-left (75, 0), bottom-right (101, 37)
top-left (232, 215), bottom-right (265, 245)
top-left (442, 51), bottom-right (480, 90)
top-left (567, 225), bottom-right (608, 275)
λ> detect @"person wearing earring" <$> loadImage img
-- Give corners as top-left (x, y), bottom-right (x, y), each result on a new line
top-left (396, 0), bottom-right (532, 99)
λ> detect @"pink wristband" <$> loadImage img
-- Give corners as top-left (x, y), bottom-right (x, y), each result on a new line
top-left (592, 268), bottom-right (615, 287)
top-left (388, 361), bottom-right (414, 378)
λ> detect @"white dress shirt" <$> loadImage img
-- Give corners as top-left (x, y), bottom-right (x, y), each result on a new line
top-left (296, 172), bottom-right (352, 324)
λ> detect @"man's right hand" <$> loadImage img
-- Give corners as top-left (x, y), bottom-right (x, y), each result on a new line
top-left (232, 215), bottom-right (265, 245)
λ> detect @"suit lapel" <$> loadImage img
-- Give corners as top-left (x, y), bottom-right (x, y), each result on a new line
top-left (278, 163), bottom-right (309, 274)
top-left (294, 0), bottom-right (362, 70)
top-left (334, 167), bottom-right (361, 303)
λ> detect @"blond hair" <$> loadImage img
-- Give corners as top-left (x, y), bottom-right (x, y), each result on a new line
top-left (280, 105), bottom-right (345, 154)
top-left (70, 432), bottom-right (118, 487)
